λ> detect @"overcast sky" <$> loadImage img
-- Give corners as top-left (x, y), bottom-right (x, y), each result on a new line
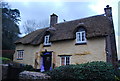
top-left (5, 0), bottom-right (120, 59)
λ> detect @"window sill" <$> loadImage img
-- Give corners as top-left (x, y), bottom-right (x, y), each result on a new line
top-left (58, 55), bottom-right (72, 56)
top-left (75, 42), bottom-right (87, 45)
top-left (43, 45), bottom-right (51, 47)
top-left (16, 58), bottom-right (23, 60)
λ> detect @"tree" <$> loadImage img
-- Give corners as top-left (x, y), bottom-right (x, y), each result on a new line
top-left (23, 20), bottom-right (37, 34)
top-left (0, 2), bottom-right (10, 8)
top-left (23, 19), bottom-right (49, 34)
top-left (1, 2), bottom-right (21, 59)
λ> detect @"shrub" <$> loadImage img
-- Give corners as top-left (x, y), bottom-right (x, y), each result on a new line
top-left (0, 57), bottom-right (11, 64)
top-left (114, 69), bottom-right (120, 81)
top-left (0, 57), bottom-right (11, 60)
top-left (23, 64), bottom-right (35, 71)
top-left (46, 61), bottom-right (116, 81)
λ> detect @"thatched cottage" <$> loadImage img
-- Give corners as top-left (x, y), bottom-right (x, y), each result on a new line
top-left (14, 5), bottom-right (118, 71)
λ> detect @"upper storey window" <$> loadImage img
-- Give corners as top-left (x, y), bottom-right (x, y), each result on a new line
top-left (44, 35), bottom-right (51, 46)
top-left (76, 28), bottom-right (86, 44)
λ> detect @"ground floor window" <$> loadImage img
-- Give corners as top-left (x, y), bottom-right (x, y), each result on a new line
top-left (60, 56), bottom-right (70, 66)
top-left (17, 50), bottom-right (24, 60)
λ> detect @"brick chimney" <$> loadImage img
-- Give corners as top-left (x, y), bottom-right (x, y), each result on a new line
top-left (104, 5), bottom-right (118, 68)
top-left (104, 5), bottom-right (112, 17)
top-left (50, 13), bottom-right (58, 27)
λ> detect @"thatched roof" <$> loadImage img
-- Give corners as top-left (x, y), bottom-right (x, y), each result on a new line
top-left (15, 15), bottom-right (112, 45)
top-left (15, 28), bottom-right (48, 45)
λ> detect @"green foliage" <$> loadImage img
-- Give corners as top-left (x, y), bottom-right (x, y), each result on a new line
top-left (114, 69), bottom-right (120, 81)
top-left (23, 65), bottom-right (35, 71)
top-left (2, 3), bottom-right (20, 50)
top-left (1, 2), bottom-right (21, 59)
top-left (46, 61), bottom-right (116, 81)
top-left (115, 60), bottom-right (120, 80)
top-left (0, 57), bottom-right (11, 61)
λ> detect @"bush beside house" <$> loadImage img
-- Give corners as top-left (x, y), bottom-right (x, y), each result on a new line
top-left (2, 58), bottom-right (120, 81)
top-left (115, 60), bottom-right (120, 80)
top-left (46, 61), bottom-right (117, 81)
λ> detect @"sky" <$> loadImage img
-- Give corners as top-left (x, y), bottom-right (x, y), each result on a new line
top-left (3, 0), bottom-right (120, 59)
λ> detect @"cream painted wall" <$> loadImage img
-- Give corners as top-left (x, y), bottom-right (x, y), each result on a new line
top-left (14, 37), bottom-right (106, 69)
top-left (13, 44), bottom-right (40, 67)
top-left (42, 37), bottom-right (106, 67)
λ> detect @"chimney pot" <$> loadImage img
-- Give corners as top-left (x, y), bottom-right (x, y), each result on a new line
top-left (104, 5), bottom-right (112, 17)
top-left (106, 5), bottom-right (109, 8)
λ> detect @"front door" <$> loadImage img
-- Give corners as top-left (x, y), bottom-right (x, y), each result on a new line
top-left (41, 52), bottom-right (52, 72)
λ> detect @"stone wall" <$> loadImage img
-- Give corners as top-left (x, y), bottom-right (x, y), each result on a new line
top-left (19, 71), bottom-right (51, 81)
top-left (2, 64), bottom-right (8, 80)
top-left (2, 62), bottom-right (24, 80)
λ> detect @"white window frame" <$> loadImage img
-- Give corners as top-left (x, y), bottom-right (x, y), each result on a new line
top-left (44, 35), bottom-right (51, 45)
top-left (76, 31), bottom-right (86, 43)
top-left (17, 50), bottom-right (24, 60)
top-left (60, 56), bottom-right (70, 66)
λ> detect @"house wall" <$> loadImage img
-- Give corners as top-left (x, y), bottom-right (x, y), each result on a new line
top-left (14, 37), bottom-right (106, 69)
top-left (13, 44), bottom-right (40, 67)
top-left (42, 37), bottom-right (106, 67)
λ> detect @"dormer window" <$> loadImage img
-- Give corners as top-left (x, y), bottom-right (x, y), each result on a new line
top-left (44, 35), bottom-right (51, 46)
top-left (76, 28), bottom-right (86, 44)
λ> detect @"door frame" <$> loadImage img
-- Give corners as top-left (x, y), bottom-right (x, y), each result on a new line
top-left (40, 51), bottom-right (52, 72)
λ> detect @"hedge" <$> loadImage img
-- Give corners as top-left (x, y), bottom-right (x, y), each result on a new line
top-left (46, 61), bottom-right (116, 81)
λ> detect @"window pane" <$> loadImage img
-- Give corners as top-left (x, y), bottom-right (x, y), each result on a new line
top-left (82, 32), bottom-right (85, 41)
top-left (44, 35), bottom-right (51, 45)
top-left (66, 57), bottom-right (70, 65)
top-left (17, 52), bottom-right (19, 58)
top-left (61, 57), bottom-right (65, 66)
top-left (78, 33), bottom-right (81, 41)
top-left (17, 50), bottom-right (24, 59)
top-left (46, 37), bottom-right (48, 43)
top-left (76, 32), bottom-right (81, 42)
top-left (19, 51), bottom-right (21, 58)
top-left (20, 52), bottom-right (21, 58)
top-left (21, 51), bottom-right (23, 58)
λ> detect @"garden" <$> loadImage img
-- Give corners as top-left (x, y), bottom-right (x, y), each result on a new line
top-left (1, 57), bottom-right (120, 81)
top-left (46, 61), bottom-right (120, 81)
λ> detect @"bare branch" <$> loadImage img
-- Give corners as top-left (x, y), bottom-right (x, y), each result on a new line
top-left (23, 19), bottom-right (49, 34)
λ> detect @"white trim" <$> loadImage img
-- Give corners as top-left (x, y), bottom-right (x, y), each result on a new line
top-left (65, 57), bottom-right (66, 65)
top-left (60, 56), bottom-right (61, 66)
top-left (60, 56), bottom-right (70, 66)
top-left (17, 50), bottom-right (24, 59)
top-left (76, 31), bottom-right (86, 43)
top-left (44, 35), bottom-right (51, 45)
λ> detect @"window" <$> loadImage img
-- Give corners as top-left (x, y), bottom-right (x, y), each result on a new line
top-left (17, 50), bottom-right (24, 60)
top-left (76, 29), bottom-right (86, 44)
top-left (44, 35), bottom-right (51, 46)
top-left (60, 56), bottom-right (70, 66)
